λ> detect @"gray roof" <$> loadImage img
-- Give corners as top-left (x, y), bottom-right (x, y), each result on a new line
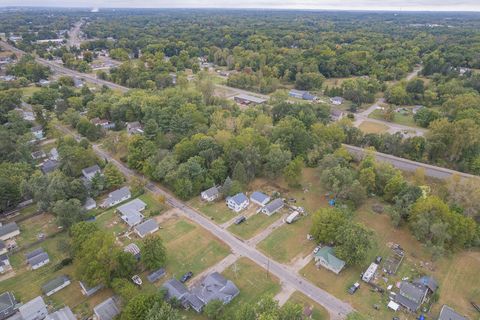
top-left (395, 292), bottom-right (421, 312)
top-left (0, 291), bottom-right (16, 312)
top-left (27, 252), bottom-right (49, 267)
top-left (163, 278), bottom-right (188, 300)
top-left (31, 126), bottom-right (43, 132)
top-left (0, 241), bottom-right (5, 251)
top-left (121, 211), bottom-right (144, 227)
top-left (185, 293), bottom-right (204, 312)
top-left (192, 272), bottom-right (239, 306)
top-left (83, 197), bottom-right (96, 209)
top-left (250, 191), bottom-right (270, 204)
top-left (117, 199), bottom-right (146, 216)
top-left (202, 186), bottom-right (219, 198)
top-left (235, 94), bottom-right (267, 104)
top-left (134, 219), bottom-right (158, 237)
top-left (79, 281), bottom-right (103, 296)
top-left (19, 296), bottom-right (47, 320)
top-left (41, 159), bottom-right (59, 174)
top-left (93, 297), bottom-right (120, 320)
top-left (413, 276), bottom-right (438, 292)
top-left (331, 109), bottom-right (344, 117)
top-left (395, 281), bottom-right (427, 311)
top-left (104, 187), bottom-right (131, 205)
top-left (147, 268), bottom-right (166, 283)
top-left (45, 306), bottom-right (76, 320)
top-left (228, 193), bottom-right (248, 206)
top-left (82, 165), bottom-right (101, 176)
top-left (438, 305), bottom-right (468, 320)
top-left (25, 248), bottom-right (45, 260)
top-left (263, 198), bottom-right (284, 214)
top-left (0, 222), bottom-right (19, 238)
top-left (42, 275), bottom-right (70, 295)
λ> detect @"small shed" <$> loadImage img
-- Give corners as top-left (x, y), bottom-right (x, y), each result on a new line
top-left (261, 198), bottom-right (284, 216)
top-left (42, 275), bottom-right (71, 296)
top-left (134, 219), bottom-right (159, 239)
top-left (147, 268), bottom-right (166, 283)
top-left (250, 191), bottom-right (271, 206)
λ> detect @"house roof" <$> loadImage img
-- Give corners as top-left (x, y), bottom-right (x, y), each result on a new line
top-left (314, 246), bottom-right (345, 273)
top-left (83, 197), bottom-right (96, 209)
top-left (163, 278), bottom-right (188, 300)
top-left (228, 193), bottom-right (248, 206)
top-left (105, 186), bottom-right (131, 204)
top-left (413, 276), bottom-right (438, 292)
top-left (19, 296), bottom-right (47, 319)
top-left (395, 290), bottom-right (422, 311)
top-left (25, 248), bottom-right (45, 260)
top-left (134, 219), bottom-right (158, 237)
top-left (263, 198), bottom-right (284, 214)
top-left (31, 125), bottom-right (43, 132)
top-left (289, 89), bottom-right (307, 95)
top-left (49, 148), bottom-right (59, 159)
top-left (202, 186), bottom-right (219, 198)
top-left (82, 165), bottom-right (101, 176)
top-left (27, 252), bottom-right (49, 267)
top-left (250, 191), bottom-right (270, 204)
top-left (331, 109), bottom-right (344, 117)
top-left (41, 159), bottom-right (59, 174)
top-left (79, 281), bottom-right (104, 296)
top-left (192, 272), bottom-right (239, 305)
top-left (331, 96), bottom-right (344, 102)
top-left (0, 222), bottom-right (19, 238)
top-left (42, 275), bottom-right (70, 295)
top-left (94, 297), bottom-right (120, 320)
top-left (0, 240), bottom-right (5, 251)
top-left (121, 211), bottom-right (144, 227)
top-left (438, 305), bottom-right (468, 320)
top-left (147, 268), bottom-right (166, 283)
top-left (117, 199), bottom-right (146, 216)
top-left (235, 94), bottom-right (267, 104)
top-left (0, 292), bottom-right (16, 312)
top-left (45, 306), bottom-right (76, 320)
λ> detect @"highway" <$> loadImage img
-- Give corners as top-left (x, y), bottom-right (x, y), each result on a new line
top-left (55, 125), bottom-right (354, 319)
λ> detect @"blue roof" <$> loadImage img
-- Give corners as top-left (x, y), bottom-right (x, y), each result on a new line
top-left (250, 191), bottom-right (270, 204)
top-left (230, 193), bottom-right (248, 206)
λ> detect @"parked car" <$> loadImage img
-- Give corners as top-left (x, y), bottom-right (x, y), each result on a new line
top-left (348, 282), bottom-right (360, 295)
top-left (132, 275), bottom-right (142, 286)
top-left (234, 216), bottom-right (246, 225)
top-left (180, 271), bottom-right (193, 283)
top-left (313, 246), bottom-right (321, 254)
top-left (375, 256), bottom-right (383, 264)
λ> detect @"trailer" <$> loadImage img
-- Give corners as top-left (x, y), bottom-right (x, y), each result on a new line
top-left (362, 262), bottom-right (379, 283)
top-left (285, 211), bottom-right (300, 224)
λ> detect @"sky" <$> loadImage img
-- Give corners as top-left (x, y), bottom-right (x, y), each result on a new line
top-left (1, 0), bottom-right (480, 12)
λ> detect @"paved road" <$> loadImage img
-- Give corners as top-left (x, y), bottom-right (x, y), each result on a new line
top-left (67, 21), bottom-right (83, 49)
top-left (54, 125), bottom-right (354, 319)
top-left (344, 144), bottom-right (479, 180)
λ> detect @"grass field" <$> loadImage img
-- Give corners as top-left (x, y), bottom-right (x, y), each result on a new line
top-left (288, 291), bottom-right (330, 320)
top-left (222, 258), bottom-right (281, 310)
top-left (159, 217), bottom-right (230, 280)
top-left (189, 198), bottom-right (236, 224)
top-left (369, 109), bottom-right (417, 127)
top-left (257, 215), bottom-right (316, 263)
top-left (17, 213), bottom-right (60, 247)
top-left (227, 211), bottom-right (283, 240)
top-left (358, 120), bottom-right (389, 134)
top-left (21, 86), bottom-right (41, 97)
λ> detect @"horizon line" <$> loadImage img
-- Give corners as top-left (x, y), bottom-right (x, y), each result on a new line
top-left (1, 6), bottom-right (480, 13)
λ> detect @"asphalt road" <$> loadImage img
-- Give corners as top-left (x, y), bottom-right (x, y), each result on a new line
top-left (51, 126), bottom-right (354, 319)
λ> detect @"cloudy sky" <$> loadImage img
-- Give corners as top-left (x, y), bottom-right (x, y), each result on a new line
top-left (1, 0), bottom-right (479, 11)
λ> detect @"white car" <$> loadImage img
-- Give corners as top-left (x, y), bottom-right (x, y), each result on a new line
top-left (313, 246), bottom-right (321, 254)
top-left (132, 275), bottom-right (142, 286)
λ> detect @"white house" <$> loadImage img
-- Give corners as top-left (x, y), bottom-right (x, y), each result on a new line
top-left (26, 248), bottom-right (50, 270)
top-left (330, 96), bottom-right (344, 105)
top-left (201, 186), bottom-right (220, 202)
top-left (101, 186), bottom-right (131, 208)
top-left (0, 222), bottom-right (20, 241)
top-left (226, 193), bottom-right (249, 213)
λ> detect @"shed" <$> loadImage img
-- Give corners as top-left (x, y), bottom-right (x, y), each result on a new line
top-left (134, 219), bottom-right (159, 238)
top-left (250, 191), bottom-right (271, 206)
top-left (261, 198), bottom-right (284, 216)
top-left (42, 275), bottom-right (71, 296)
top-left (79, 281), bottom-right (104, 297)
top-left (234, 94), bottom-right (267, 105)
top-left (387, 300), bottom-right (400, 312)
top-left (438, 305), bottom-right (468, 320)
top-left (147, 268), bottom-right (166, 283)
top-left (83, 197), bottom-right (97, 211)
top-left (124, 243), bottom-right (141, 260)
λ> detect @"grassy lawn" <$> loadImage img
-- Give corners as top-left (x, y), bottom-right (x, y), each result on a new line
top-left (257, 215), bottom-right (316, 263)
top-left (17, 213), bottom-right (60, 247)
top-left (222, 257), bottom-right (281, 311)
top-left (95, 208), bottom-right (126, 235)
top-left (159, 217), bottom-right (230, 280)
top-left (189, 197), bottom-right (236, 224)
top-left (21, 86), bottom-right (41, 98)
top-left (358, 120), bottom-right (389, 134)
top-left (369, 109), bottom-right (417, 127)
top-left (228, 211), bottom-right (282, 240)
top-left (288, 291), bottom-right (330, 320)
top-left (138, 193), bottom-right (168, 217)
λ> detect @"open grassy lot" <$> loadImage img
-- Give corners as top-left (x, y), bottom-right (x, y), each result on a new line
top-left (138, 193), bottom-right (168, 217)
top-left (159, 216), bottom-right (230, 280)
top-left (17, 213), bottom-right (60, 247)
top-left (369, 108), bottom-right (417, 127)
top-left (21, 86), bottom-right (41, 97)
top-left (222, 257), bottom-right (281, 311)
top-left (257, 215), bottom-right (316, 263)
top-left (228, 211), bottom-right (283, 240)
top-left (189, 197), bottom-right (236, 224)
top-left (288, 291), bottom-right (330, 320)
top-left (358, 120), bottom-right (389, 134)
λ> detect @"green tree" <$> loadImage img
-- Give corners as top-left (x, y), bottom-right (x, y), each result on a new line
top-left (232, 161), bottom-right (248, 185)
top-left (146, 301), bottom-right (179, 320)
top-left (111, 278), bottom-right (140, 301)
top-left (204, 300), bottom-right (224, 320)
top-left (310, 208), bottom-right (348, 244)
top-left (335, 223), bottom-right (373, 266)
top-left (104, 163), bottom-right (124, 189)
top-left (264, 144), bottom-right (291, 179)
top-left (70, 222), bottom-right (99, 255)
top-left (283, 157), bottom-right (304, 188)
top-left (52, 198), bottom-right (85, 228)
top-left (142, 235), bottom-right (167, 270)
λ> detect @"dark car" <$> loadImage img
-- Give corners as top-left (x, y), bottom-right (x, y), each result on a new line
top-left (180, 271), bottom-right (193, 283)
top-left (348, 282), bottom-right (360, 295)
top-left (234, 216), bottom-right (246, 225)
top-left (375, 256), bottom-right (383, 264)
